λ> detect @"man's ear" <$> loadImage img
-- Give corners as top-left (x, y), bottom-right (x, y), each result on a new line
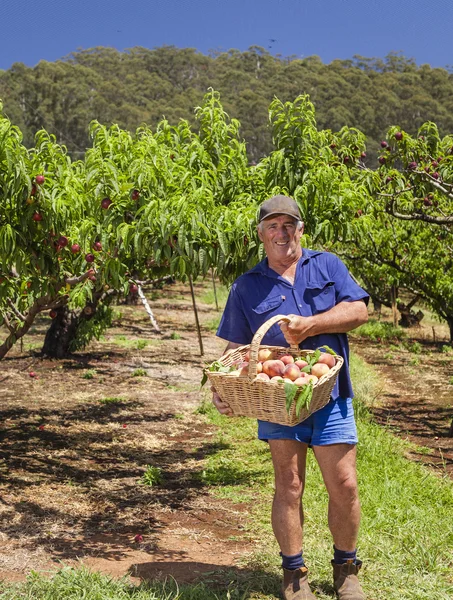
top-left (257, 224), bottom-right (264, 242)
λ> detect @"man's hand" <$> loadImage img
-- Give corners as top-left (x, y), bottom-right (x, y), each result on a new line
top-left (279, 301), bottom-right (369, 345)
top-left (211, 386), bottom-right (233, 416)
top-left (279, 314), bottom-right (314, 346)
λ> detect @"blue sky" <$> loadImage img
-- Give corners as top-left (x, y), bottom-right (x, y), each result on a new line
top-left (1, 0), bottom-right (451, 71)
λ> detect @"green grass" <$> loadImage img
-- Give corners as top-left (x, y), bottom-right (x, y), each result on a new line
top-left (140, 465), bottom-right (163, 486)
top-left (98, 396), bottom-right (126, 405)
top-left (132, 368), bottom-right (147, 377)
top-left (200, 282), bottom-right (230, 308)
top-left (83, 369), bottom-right (97, 379)
top-left (2, 353), bottom-right (453, 599)
top-left (351, 319), bottom-right (407, 342)
top-left (205, 315), bottom-right (222, 333)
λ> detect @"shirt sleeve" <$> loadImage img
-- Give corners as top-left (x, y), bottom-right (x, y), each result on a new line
top-left (329, 255), bottom-right (370, 305)
top-left (216, 281), bottom-right (254, 344)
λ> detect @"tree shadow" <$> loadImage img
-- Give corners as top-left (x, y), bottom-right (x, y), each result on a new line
top-left (131, 561), bottom-right (284, 597)
top-left (0, 398), bottom-right (248, 562)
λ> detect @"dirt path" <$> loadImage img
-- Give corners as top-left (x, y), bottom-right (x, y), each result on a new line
top-left (351, 335), bottom-right (453, 477)
top-left (0, 282), bottom-right (254, 585)
top-left (1, 286), bottom-right (452, 587)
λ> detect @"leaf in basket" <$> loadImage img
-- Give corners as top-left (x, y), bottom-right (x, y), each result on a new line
top-left (309, 349), bottom-right (321, 365)
top-left (284, 382), bottom-right (299, 414)
top-left (200, 372), bottom-right (208, 388)
top-left (295, 382), bottom-right (313, 417)
top-left (317, 345), bottom-right (337, 356)
top-left (300, 365), bottom-right (311, 374)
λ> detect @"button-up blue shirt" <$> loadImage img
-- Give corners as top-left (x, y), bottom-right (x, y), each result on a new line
top-left (217, 249), bottom-right (369, 399)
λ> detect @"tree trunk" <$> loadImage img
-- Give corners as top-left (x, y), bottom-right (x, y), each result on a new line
top-left (41, 306), bottom-right (80, 358)
top-left (390, 286), bottom-right (399, 328)
top-left (448, 317), bottom-right (453, 344)
top-left (372, 298), bottom-right (382, 318)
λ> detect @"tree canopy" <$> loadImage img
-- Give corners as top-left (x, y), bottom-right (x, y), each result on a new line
top-left (1, 46), bottom-right (453, 165)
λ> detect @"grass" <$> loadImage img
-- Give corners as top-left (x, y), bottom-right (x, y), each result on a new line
top-left (83, 369), bottom-right (97, 379)
top-left (132, 368), bottom-right (147, 377)
top-left (199, 282), bottom-right (229, 308)
top-left (140, 465), bottom-right (163, 486)
top-left (1, 353), bottom-right (453, 599)
top-left (98, 396), bottom-right (126, 405)
top-left (351, 319), bottom-right (407, 342)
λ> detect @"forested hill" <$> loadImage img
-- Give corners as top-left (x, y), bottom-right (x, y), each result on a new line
top-left (1, 45), bottom-right (453, 162)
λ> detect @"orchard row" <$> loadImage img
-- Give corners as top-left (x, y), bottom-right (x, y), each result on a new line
top-left (1, 90), bottom-right (452, 358)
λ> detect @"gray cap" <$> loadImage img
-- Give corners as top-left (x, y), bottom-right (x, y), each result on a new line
top-left (258, 195), bottom-right (301, 223)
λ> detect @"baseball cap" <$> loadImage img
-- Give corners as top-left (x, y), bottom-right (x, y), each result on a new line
top-left (258, 195), bottom-right (301, 223)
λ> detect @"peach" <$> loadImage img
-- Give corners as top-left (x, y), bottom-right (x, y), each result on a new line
top-left (271, 376), bottom-right (284, 383)
top-left (317, 353), bottom-right (336, 368)
top-left (305, 374), bottom-right (319, 383)
top-left (295, 359), bottom-right (309, 369)
top-left (256, 362), bottom-right (263, 373)
top-left (283, 364), bottom-right (301, 381)
top-left (280, 354), bottom-right (294, 365)
top-left (294, 375), bottom-right (310, 386)
top-left (262, 359), bottom-right (285, 378)
top-left (258, 348), bottom-right (273, 362)
top-left (311, 363), bottom-right (330, 379)
top-left (256, 372), bottom-right (270, 381)
top-left (237, 361), bottom-right (249, 376)
top-left (283, 378), bottom-right (294, 384)
top-left (244, 350), bottom-right (250, 362)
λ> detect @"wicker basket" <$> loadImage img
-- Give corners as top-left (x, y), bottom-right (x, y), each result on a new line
top-left (205, 314), bottom-right (344, 426)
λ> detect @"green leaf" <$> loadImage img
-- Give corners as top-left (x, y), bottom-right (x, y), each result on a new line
top-left (318, 345), bottom-right (337, 356)
top-left (284, 382), bottom-right (299, 414)
top-left (295, 382), bottom-right (313, 417)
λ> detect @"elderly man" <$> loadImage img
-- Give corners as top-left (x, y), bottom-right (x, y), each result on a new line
top-left (212, 195), bottom-right (369, 600)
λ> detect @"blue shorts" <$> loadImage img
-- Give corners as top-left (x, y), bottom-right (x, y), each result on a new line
top-left (258, 397), bottom-right (358, 446)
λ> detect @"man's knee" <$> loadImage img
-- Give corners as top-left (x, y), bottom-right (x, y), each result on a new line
top-left (274, 473), bottom-right (304, 505)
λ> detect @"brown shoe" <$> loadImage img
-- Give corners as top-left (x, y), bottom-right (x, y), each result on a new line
top-left (332, 559), bottom-right (366, 600)
top-left (282, 566), bottom-right (316, 599)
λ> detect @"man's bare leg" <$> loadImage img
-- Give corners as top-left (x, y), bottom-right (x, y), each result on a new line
top-left (268, 439), bottom-right (308, 555)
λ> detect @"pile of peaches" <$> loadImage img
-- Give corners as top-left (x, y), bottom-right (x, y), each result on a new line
top-left (228, 348), bottom-right (336, 387)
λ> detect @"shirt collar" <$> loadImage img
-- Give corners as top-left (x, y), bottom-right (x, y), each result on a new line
top-left (249, 248), bottom-right (323, 276)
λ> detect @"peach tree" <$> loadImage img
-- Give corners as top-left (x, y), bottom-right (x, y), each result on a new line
top-left (345, 122), bottom-right (453, 340)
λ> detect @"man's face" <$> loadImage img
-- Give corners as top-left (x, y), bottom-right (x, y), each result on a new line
top-left (257, 214), bottom-right (303, 264)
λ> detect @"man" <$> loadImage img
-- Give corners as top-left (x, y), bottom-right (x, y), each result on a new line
top-left (212, 195), bottom-right (369, 600)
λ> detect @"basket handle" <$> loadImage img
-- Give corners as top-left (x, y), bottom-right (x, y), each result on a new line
top-left (248, 314), bottom-right (299, 379)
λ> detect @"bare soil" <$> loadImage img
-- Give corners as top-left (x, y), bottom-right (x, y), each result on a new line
top-left (0, 284), bottom-right (452, 587)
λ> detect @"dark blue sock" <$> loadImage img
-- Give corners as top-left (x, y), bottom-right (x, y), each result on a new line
top-left (280, 551), bottom-right (305, 570)
top-left (333, 545), bottom-right (357, 565)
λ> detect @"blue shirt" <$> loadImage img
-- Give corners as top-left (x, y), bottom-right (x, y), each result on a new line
top-left (217, 249), bottom-right (369, 399)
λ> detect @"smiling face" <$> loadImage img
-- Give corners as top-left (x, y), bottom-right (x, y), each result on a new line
top-left (257, 214), bottom-right (303, 270)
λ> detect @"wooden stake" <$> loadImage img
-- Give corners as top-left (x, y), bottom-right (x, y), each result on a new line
top-left (137, 285), bottom-right (161, 332)
top-left (211, 269), bottom-right (219, 311)
top-left (189, 275), bottom-right (204, 356)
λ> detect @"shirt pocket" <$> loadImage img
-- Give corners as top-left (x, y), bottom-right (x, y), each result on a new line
top-left (252, 294), bottom-right (286, 340)
top-left (305, 281), bottom-right (336, 314)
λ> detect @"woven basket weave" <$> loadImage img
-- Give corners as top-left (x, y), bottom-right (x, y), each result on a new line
top-left (206, 314), bottom-right (344, 426)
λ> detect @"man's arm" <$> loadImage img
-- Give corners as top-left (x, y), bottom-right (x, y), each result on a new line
top-left (279, 300), bottom-right (368, 346)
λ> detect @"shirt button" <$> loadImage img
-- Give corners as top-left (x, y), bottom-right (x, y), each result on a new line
top-left (299, 304), bottom-right (302, 307)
